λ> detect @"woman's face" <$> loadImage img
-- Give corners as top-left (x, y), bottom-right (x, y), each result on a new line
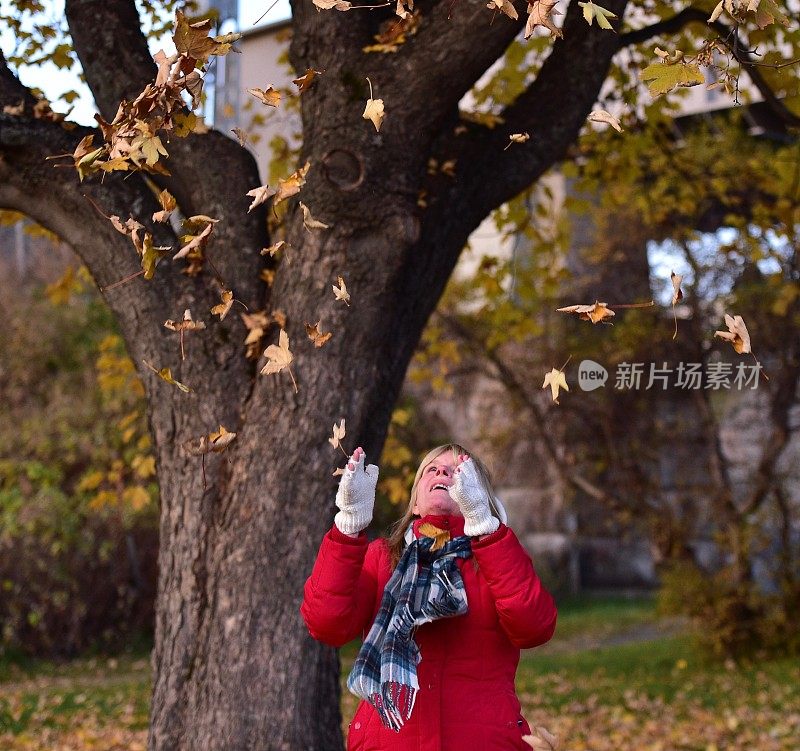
top-left (412, 451), bottom-right (462, 517)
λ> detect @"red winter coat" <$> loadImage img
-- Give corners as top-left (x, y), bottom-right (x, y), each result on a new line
top-left (300, 512), bottom-right (558, 751)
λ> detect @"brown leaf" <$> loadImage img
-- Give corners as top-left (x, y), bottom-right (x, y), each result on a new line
top-left (247, 183), bottom-right (277, 213)
top-left (487, 0), bottom-right (519, 19)
top-left (152, 189), bottom-right (177, 223)
top-left (556, 300), bottom-right (615, 324)
top-left (260, 328), bottom-right (298, 392)
top-left (247, 86), bottom-right (281, 108)
top-left (211, 289), bottom-right (234, 321)
top-left (299, 201), bottom-right (330, 231)
top-left (525, 0), bottom-right (563, 39)
top-left (332, 275), bottom-right (351, 306)
top-left (274, 161), bottom-right (311, 208)
top-left (293, 68), bottom-right (324, 92)
top-left (713, 313), bottom-right (751, 354)
top-left (328, 418), bottom-right (346, 450)
top-left (305, 320), bottom-right (333, 347)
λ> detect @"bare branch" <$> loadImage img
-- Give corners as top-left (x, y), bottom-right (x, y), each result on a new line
top-left (617, 6), bottom-right (707, 48)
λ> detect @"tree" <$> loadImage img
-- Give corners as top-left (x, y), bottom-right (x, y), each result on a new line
top-left (0, 0), bottom-right (798, 747)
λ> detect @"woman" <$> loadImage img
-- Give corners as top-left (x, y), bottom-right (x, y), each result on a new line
top-left (300, 443), bottom-right (557, 751)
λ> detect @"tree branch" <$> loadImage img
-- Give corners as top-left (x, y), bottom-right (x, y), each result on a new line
top-left (617, 5), bottom-right (707, 48)
top-left (65, 0), bottom-right (270, 313)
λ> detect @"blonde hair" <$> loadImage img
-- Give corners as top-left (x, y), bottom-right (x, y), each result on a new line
top-left (386, 443), bottom-right (504, 569)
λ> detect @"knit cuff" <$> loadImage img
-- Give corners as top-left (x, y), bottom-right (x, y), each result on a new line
top-left (329, 522), bottom-right (369, 545)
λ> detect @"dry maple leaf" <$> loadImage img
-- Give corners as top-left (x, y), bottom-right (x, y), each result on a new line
top-left (211, 289), bottom-right (234, 321)
top-left (184, 425), bottom-right (237, 455)
top-left (299, 201), bottom-right (330, 231)
top-left (523, 723), bottom-right (560, 750)
top-left (329, 418), bottom-right (346, 451)
top-left (556, 300), bottom-right (615, 324)
top-left (670, 270), bottom-right (683, 340)
top-left (505, 132), bottom-right (530, 150)
top-left (714, 313), bottom-right (751, 354)
top-left (261, 240), bottom-right (287, 257)
top-left (142, 358), bottom-right (192, 392)
top-left (152, 188), bottom-right (177, 222)
top-left (526, 0), bottom-right (562, 38)
top-left (247, 86), bottom-right (281, 107)
top-left (305, 320), bottom-right (333, 347)
top-left (260, 328), bottom-right (298, 392)
top-left (293, 68), bottom-right (324, 92)
top-left (542, 367), bottom-right (569, 404)
top-left (313, 0), bottom-right (352, 9)
top-left (333, 275), bottom-right (351, 306)
top-left (363, 77), bottom-right (385, 132)
top-left (247, 183), bottom-right (277, 213)
top-left (487, 0), bottom-right (519, 19)
top-left (164, 308), bottom-right (207, 360)
top-left (274, 161), bottom-right (311, 208)
top-left (588, 108), bottom-right (623, 132)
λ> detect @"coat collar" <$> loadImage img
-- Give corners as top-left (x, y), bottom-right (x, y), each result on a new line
top-left (404, 513), bottom-right (466, 544)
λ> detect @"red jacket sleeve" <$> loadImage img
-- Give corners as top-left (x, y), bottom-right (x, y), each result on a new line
top-left (471, 524), bottom-right (558, 649)
top-left (299, 524), bottom-right (380, 647)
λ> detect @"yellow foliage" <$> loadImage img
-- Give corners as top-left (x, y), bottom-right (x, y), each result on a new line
top-left (77, 470), bottom-right (105, 492)
top-left (132, 454), bottom-right (156, 479)
top-left (123, 485), bottom-right (151, 511)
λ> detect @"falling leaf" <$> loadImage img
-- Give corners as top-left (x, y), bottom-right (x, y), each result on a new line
top-left (142, 359), bottom-right (192, 392)
top-left (328, 418), bottom-right (346, 450)
top-left (542, 367), bottom-right (570, 404)
top-left (556, 300), bottom-right (615, 324)
top-left (293, 68), bottom-right (324, 92)
top-left (670, 271), bottom-right (683, 306)
top-left (487, 0), bottom-right (518, 20)
top-left (247, 86), bottom-right (281, 107)
top-left (231, 127), bottom-right (250, 146)
top-left (578, 0), bottom-right (617, 29)
top-left (525, 0), bottom-right (562, 39)
top-left (363, 77), bottom-right (385, 132)
top-left (306, 320), bottom-right (333, 347)
top-left (588, 109), bottom-right (623, 132)
top-left (173, 10), bottom-right (241, 62)
top-left (246, 183), bottom-right (277, 213)
top-left (332, 466), bottom-right (345, 476)
top-left (164, 308), bottom-right (207, 360)
top-left (261, 240), bottom-right (287, 256)
top-left (274, 161), bottom-right (311, 208)
top-left (333, 275), bottom-right (351, 306)
top-left (505, 132), bottom-right (530, 150)
top-left (670, 270), bottom-right (684, 340)
top-left (184, 425), bottom-right (237, 455)
top-left (260, 328), bottom-right (298, 392)
top-left (211, 289), bottom-right (234, 320)
top-left (300, 201), bottom-right (330, 231)
top-left (152, 189), bottom-right (177, 223)
top-left (713, 313), bottom-right (751, 354)
top-left (313, 0), bottom-right (352, 9)
top-left (523, 723), bottom-right (560, 751)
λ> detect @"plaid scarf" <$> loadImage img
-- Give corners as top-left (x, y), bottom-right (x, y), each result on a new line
top-left (346, 530), bottom-right (473, 732)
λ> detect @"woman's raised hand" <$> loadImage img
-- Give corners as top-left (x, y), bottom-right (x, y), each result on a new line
top-left (334, 446), bottom-right (380, 536)
top-left (447, 454), bottom-right (500, 537)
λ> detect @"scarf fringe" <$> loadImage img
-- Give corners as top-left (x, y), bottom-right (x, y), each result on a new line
top-left (371, 681), bottom-right (417, 732)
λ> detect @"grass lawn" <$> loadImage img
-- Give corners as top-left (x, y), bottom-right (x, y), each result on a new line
top-left (2, 595), bottom-right (798, 749)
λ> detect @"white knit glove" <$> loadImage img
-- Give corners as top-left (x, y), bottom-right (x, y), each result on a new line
top-left (447, 457), bottom-right (500, 537)
top-left (334, 448), bottom-right (379, 536)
